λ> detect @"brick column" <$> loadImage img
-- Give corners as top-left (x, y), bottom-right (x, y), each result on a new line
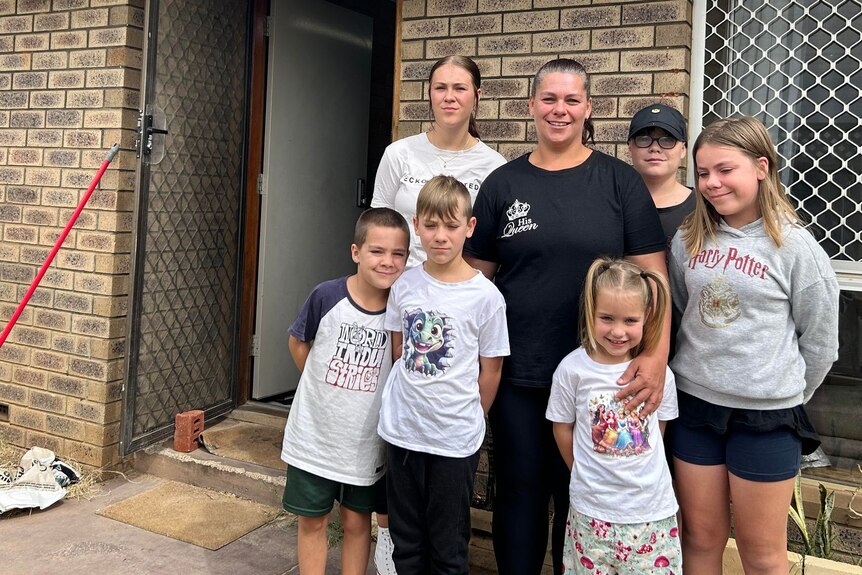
top-left (397, 0), bottom-right (692, 164)
top-left (0, 0), bottom-right (142, 469)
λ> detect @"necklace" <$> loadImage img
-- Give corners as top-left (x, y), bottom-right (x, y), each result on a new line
top-left (427, 131), bottom-right (475, 169)
top-left (439, 148), bottom-right (470, 169)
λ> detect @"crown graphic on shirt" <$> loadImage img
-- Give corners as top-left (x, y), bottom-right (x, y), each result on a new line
top-left (506, 199), bottom-right (531, 221)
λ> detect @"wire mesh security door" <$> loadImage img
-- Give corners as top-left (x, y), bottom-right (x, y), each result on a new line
top-left (702, 0), bottom-right (861, 262)
top-left (702, 0), bottom-right (862, 480)
top-left (122, 0), bottom-right (250, 454)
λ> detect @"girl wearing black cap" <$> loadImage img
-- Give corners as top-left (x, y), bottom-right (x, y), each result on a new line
top-left (628, 103), bottom-right (696, 249)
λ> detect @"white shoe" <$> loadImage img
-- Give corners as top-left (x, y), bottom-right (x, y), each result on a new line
top-left (374, 526), bottom-right (398, 575)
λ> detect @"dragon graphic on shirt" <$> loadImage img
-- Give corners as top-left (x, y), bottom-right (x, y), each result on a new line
top-left (403, 309), bottom-right (454, 375)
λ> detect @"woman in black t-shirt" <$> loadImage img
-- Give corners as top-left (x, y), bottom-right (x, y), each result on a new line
top-left (465, 58), bottom-right (669, 575)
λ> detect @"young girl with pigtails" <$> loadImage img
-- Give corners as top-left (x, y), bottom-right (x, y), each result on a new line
top-left (546, 258), bottom-right (681, 575)
top-left (669, 116), bottom-right (839, 574)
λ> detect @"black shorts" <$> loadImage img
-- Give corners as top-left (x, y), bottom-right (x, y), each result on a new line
top-left (671, 390), bottom-right (820, 482)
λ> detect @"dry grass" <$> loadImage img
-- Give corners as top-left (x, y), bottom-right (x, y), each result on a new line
top-left (66, 466), bottom-right (103, 501)
top-left (0, 438), bottom-right (20, 469)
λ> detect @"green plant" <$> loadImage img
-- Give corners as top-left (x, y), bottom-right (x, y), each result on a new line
top-left (788, 474), bottom-right (835, 560)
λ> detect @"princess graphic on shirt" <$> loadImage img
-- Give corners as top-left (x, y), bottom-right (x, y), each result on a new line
top-left (629, 415), bottom-right (647, 452)
top-left (546, 258), bottom-right (680, 575)
top-left (590, 404), bottom-right (607, 446)
top-left (590, 394), bottom-right (652, 457)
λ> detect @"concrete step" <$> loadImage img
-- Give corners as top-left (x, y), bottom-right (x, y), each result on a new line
top-left (228, 402), bottom-right (290, 429)
top-left (132, 410), bottom-right (288, 508)
top-left (131, 405), bottom-right (551, 574)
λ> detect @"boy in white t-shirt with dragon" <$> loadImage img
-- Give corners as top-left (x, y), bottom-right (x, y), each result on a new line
top-left (378, 175), bottom-right (510, 574)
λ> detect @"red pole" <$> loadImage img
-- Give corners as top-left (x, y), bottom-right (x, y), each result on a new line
top-left (0, 143), bottom-right (120, 349)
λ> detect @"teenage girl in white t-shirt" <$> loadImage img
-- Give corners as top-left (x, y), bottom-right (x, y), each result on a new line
top-left (546, 258), bottom-right (681, 575)
top-left (371, 55), bottom-right (506, 270)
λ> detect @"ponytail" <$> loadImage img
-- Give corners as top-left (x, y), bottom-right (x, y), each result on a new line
top-left (583, 117), bottom-right (595, 146)
top-left (468, 109), bottom-right (480, 139)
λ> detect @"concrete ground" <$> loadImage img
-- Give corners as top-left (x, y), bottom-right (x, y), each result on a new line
top-left (0, 472), bottom-right (372, 575)
top-left (0, 470), bottom-right (500, 574)
top-left (0, 408), bottom-right (502, 574)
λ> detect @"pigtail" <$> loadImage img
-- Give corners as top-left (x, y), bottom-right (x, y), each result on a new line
top-left (579, 258), bottom-right (611, 356)
top-left (636, 269), bottom-right (670, 358)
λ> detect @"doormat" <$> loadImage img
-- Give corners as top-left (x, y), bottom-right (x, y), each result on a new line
top-left (200, 420), bottom-right (287, 471)
top-left (97, 481), bottom-right (279, 550)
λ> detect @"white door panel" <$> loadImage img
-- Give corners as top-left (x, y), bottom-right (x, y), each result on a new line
top-left (253, 0), bottom-right (372, 398)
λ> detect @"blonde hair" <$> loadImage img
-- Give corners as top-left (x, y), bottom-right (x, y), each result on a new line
top-left (681, 116), bottom-right (799, 257)
top-left (580, 258), bottom-right (669, 359)
top-left (416, 175), bottom-right (472, 221)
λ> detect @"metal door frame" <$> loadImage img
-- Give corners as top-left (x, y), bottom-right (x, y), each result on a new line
top-left (121, 0), bottom-right (251, 455)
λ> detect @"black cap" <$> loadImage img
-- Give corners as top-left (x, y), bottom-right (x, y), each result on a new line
top-left (627, 103), bottom-right (687, 142)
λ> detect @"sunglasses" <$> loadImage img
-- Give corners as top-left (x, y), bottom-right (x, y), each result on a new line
top-left (633, 134), bottom-right (679, 149)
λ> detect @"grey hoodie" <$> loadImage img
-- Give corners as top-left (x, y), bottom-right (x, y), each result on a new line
top-left (669, 219), bottom-right (839, 409)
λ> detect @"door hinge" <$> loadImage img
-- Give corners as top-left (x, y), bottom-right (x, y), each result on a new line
top-left (264, 15), bottom-right (271, 37)
top-left (257, 173), bottom-right (265, 195)
top-left (251, 334), bottom-right (260, 356)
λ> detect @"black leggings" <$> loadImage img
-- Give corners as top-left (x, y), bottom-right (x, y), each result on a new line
top-left (489, 382), bottom-right (570, 575)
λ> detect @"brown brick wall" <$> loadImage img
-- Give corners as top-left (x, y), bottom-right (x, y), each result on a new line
top-left (397, 0), bottom-right (692, 163)
top-left (0, 0), bottom-right (142, 468)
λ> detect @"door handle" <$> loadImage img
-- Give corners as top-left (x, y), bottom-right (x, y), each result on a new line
top-left (355, 178), bottom-right (367, 208)
top-left (135, 107), bottom-right (168, 164)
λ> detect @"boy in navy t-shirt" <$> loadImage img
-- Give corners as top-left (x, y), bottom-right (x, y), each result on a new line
top-left (280, 207), bottom-right (409, 574)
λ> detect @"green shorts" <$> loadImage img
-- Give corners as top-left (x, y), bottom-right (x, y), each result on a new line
top-left (282, 465), bottom-right (379, 517)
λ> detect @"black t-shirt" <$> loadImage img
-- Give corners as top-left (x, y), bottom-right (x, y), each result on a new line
top-left (465, 152), bottom-right (665, 387)
top-left (658, 189), bottom-right (696, 250)
top-left (658, 189), bottom-right (695, 361)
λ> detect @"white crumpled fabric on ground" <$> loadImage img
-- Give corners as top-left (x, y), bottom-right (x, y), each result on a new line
top-left (0, 446), bottom-right (80, 513)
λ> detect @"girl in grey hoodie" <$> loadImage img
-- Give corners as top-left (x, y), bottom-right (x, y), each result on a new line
top-left (668, 116), bottom-right (839, 575)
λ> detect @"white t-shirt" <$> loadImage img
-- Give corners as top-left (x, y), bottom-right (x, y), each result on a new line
top-left (378, 266), bottom-right (510, 458)
top-left (546, 347), bottom-right (679, 524)
top-left (280, 277), bottom-right (391, 486)
top-left (371, 133), bottom-right (507, 269)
